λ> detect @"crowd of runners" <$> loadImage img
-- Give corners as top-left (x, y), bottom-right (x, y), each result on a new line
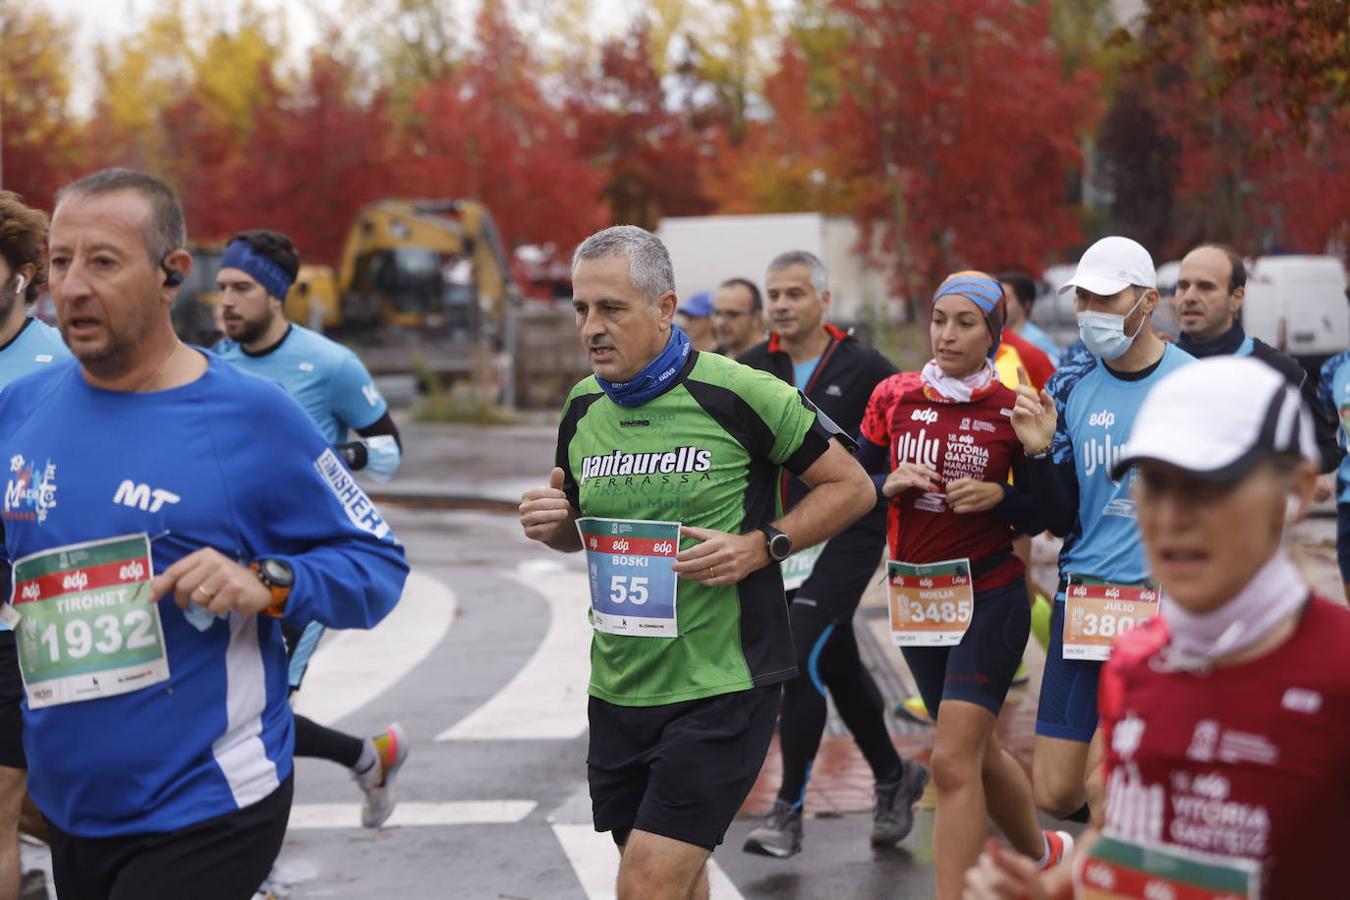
top-left (0, 168), bottom-right (1345, 899)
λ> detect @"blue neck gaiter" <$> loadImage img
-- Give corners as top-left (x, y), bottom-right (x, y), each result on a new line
top-left (596, 327), bottom-right (692, 408)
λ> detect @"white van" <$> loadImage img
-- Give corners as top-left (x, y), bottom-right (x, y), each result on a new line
top-left (1243, 255), bottom-right (1349, 368)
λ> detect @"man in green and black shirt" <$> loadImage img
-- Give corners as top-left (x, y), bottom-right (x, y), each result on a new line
top-left (520, 225), bottom-right (875, 900)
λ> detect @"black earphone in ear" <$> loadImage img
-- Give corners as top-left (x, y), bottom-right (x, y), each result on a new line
top-left (160, 259), bottom-right (184, 287)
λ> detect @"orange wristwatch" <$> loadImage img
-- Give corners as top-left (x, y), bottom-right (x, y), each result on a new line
top-left (251, 559), bottom-right (294, 618)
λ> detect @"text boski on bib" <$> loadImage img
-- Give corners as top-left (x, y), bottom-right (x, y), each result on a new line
top-left (578, 517), bottom-right (681, 638)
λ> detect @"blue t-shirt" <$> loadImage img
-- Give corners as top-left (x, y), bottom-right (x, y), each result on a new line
top-left (1048, 343), bottom-right (1194, 585)
top-left (215, 325), bottom-right (388, 443)
top-left (0, 355), bottom-right (407, 837)
top-left (1318, 350), bottom-right (1350, 503)
top-left (0, 319), bottom-right (71, 389)
top-left (1019, 321), bottom-right (1061, 367)
top-left (793, 355), bottom-right (822, 390)
top-left (0, 320), bottom-right (73, 633)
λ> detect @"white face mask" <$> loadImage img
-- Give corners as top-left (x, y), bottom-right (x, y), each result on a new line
top-left (1077, 291), bottom-right (1147, 360)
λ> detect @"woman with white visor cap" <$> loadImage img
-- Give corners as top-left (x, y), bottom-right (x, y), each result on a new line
top-left (964, 355), bottom-right (1350, 899)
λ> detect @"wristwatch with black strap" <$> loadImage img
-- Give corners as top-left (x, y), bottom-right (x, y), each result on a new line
top-left (758, 525), bottom-right (793, 563)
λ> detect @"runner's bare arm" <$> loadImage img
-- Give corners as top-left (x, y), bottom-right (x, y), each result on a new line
top-left (776, 438), bottom-right (875, 548)
top-left (519, 467), bottom-right (583, 552)
top-left (674, 439), bottom-right (874, 587)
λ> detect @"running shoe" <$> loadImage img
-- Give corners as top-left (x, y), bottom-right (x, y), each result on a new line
top-left (1031, 592), bottom-right (1053, 651)
top-left (893, 695), bottom-right (934, 725)
top-left (19, 870), bottom-right (48, 900)
top-left (355, 723), bottom-right (409, 828)
top-left (1011, 661), bottom-right (1031, 686)
top-left (251, 875), bottom-right (288, 900)
top-left (871, 760), bottom-right (930, 846)
top-left (1039, 829), bottom-right (1075, 871)
top-left (742, 799), bottom-right (803, 858)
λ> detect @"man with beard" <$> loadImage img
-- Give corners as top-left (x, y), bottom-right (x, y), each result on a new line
top-left (213, 229), bottom-right (409, 830)
top-left (0, 191), bottom-right (71, 900)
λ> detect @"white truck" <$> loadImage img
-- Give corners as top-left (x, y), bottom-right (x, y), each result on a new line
top-left (655, 213), bottom-right (901, 325)
top-left (1242, 255), bottom-right (1349, 373)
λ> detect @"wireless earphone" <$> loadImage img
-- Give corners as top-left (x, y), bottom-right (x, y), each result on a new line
top-left (160, 258), bottom-right (184, 287)
top-left (13, 275), bottom-right (24, 294)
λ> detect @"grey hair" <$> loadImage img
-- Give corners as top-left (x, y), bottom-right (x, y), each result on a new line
top-left (768, 250), bottom-right (828, 296)
top-left (56, 168), bottom-right (186, 264)
top-left (571, 225), bottom-right (676, 304)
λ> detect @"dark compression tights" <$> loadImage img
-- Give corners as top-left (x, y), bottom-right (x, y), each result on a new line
top-left (294, 714), bottom-right (365, 769)
top-left (776, 599), bottom-right (903, 807)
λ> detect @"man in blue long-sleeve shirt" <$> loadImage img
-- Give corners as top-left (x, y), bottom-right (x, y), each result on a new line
top-left (0, 168), bottom-right (407, 899)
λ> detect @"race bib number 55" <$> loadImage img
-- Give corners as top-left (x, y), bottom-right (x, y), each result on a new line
top-left (8, 534), bottom-right (170, 708)
top-left (577, 517), bottom-right (681, 638)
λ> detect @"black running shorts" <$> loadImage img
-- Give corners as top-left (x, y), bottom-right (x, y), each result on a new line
top-left (902, 577), bottom-right (1031, 716)
top-left (0, 631), bottom-right (25, 770)
top-left (46, 775), bottom-right (292, 900)
top-left (588, 685), bottom-right (778, 851)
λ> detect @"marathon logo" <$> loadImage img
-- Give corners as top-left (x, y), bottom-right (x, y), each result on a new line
top-left (580, 446), bottom-right (712, 482)
top-left (315, 448), bottom-right (391, 540)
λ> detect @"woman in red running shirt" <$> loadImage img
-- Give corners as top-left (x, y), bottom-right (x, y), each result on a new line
top-left (964, 356), bottom-right (1350, 900)
top-left (859, 271), bottom-right (1060, 898)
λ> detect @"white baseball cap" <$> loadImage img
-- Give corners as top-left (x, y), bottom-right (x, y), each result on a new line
top-left (1111, 357), bottom-right (1318, 482)
top-left (1058, 236), bottom-right (1157, 296)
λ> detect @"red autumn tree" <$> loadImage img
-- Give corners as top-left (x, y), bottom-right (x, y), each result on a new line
top-left (1107, 2), bottom-right (1349, 256)
top-left (703, 37), bottom-right (849, 215)
top-left (823, 0), bottom-right (1102, 306)
top-left (565, 22), bottom-right (714, 229)
top-left (156, 48), bottom-right (396, 265)
top-left (0, 0), bottom-right (83, 209)
top-left (395, 0), bottom-right (607, 254)
top-left (229, 52), bottom-right (398, 264)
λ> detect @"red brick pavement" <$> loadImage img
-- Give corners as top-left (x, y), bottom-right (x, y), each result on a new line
top-left (741, 688), bottom-right (1038, 817)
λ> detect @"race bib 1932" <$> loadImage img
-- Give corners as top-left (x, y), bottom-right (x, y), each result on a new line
top-left (577, 517), bottom-right (681, 638)
top-left (8, 534), bottom-right (170, 709)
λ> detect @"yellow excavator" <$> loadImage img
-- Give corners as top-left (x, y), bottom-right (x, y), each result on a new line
top-left (328, 198), bottom-right (520, 379)
top-left (175, 199), bottom-right (520, 382)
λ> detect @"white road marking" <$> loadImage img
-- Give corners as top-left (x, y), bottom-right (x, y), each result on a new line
top-left (550, 824), bottom-right (745, 900)
top-left (289, 800), bottom-right (536, 829)
top-left (293, 569), bottom-right (456, 726)
top-left (436, 567), bottom-right (591, 741)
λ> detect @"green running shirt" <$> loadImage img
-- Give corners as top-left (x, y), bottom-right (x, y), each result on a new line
top-left (557, 351), bottom-right (830, 706)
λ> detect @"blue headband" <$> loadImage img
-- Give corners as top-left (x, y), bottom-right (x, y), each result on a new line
top-left (931, 275), bottom-right (1003, 313)
top-left (219, 240), bottom-right (295, 302)
top-left (931, 273), bottom-right (1006, 358)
